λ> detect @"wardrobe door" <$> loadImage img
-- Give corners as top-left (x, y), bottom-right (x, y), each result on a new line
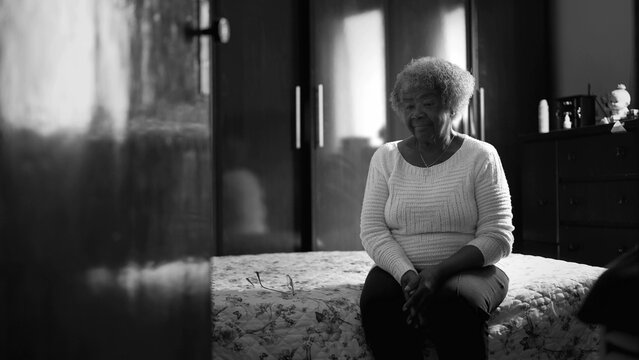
top-left (472, 0), bottom-right (550, 249)
top-left (217, 0), bottom-right (303, 254)
top-left (310, 0), bottom-right (387, 250)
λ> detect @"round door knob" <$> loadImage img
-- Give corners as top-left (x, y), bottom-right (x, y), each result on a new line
top-left (215, 18), bottom-right (231, 44)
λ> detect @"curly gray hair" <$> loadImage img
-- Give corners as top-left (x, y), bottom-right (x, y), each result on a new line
top-left (390, 57), bottom-right (475, 115)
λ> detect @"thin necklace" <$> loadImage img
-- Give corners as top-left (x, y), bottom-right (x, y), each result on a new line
top-left (417, 134), bottom-right (456, 168)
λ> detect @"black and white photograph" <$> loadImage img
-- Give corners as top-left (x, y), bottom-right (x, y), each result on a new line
top-left (1, 0), bottom-right (638, 359)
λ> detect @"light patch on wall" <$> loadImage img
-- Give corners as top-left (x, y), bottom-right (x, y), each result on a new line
top-left (437, 5), bottom-right (467, 70)
top-left (334, 9), bottom-right (386, 148)
top-left (0, 0), bottom-right (131, 139)
top-left (437, 4), bottom-right (468, 131)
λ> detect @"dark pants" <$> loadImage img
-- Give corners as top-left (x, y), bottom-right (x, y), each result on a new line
top-left (359, 265), bottom-right (509, 360)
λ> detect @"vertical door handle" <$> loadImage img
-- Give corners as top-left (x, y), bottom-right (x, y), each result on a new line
top-left (295, 86), bottom-right (301, 149)
top-left (317, 84), bottom-right (324, 148)
top-left (479, 87), bottom-right (485, 141)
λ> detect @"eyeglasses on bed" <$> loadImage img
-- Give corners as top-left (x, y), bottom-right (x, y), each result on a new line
top-left (246, 271), bottom-right (296, 296)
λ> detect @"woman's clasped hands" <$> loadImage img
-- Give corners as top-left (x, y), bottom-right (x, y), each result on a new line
top-left (401, 266), bottom-right (442, 328)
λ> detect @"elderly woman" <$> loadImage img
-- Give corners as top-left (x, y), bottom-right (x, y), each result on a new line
top-left (359, 57), bottom-right (513, 360)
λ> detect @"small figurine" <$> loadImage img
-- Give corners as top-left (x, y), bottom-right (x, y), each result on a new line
top-left (563, 113), bottom-right (572, 129)
top-left (609, 84), bottom-right (631, 120)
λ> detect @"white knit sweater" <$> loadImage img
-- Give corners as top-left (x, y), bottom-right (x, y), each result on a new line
top-left (360, 134), bottom-right (514, 283)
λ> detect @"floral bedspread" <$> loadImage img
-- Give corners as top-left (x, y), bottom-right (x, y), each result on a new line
top-left (212, 251), bottom-right (605, 360)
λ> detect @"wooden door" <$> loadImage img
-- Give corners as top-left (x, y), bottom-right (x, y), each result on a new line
top-left (0, 1), bottom-right (212, 358)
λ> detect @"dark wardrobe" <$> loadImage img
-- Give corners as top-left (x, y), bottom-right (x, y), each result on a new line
top-left (217, 0), bottom-right (472, 255)
top-left (215, 0), bottom-right (550, 256)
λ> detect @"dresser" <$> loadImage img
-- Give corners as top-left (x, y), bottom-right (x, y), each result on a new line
top-left (521, 121), bottom-right (639, 267)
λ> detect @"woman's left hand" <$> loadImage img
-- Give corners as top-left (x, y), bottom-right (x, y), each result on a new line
top-left (402, 266), bottom-right (441, 327)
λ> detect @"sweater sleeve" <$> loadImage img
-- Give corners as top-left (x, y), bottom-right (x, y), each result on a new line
top-left (467, 147), bottom-right (514, 265)
top-left (360, 147), bottom-right (416, 284)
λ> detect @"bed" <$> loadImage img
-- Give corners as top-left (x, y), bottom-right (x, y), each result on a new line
top-left (212, 251), bottom-right (605, 359)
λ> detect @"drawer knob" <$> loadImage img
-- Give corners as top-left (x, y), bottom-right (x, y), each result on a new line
top-left (615, 146), bottom-right (626, 158)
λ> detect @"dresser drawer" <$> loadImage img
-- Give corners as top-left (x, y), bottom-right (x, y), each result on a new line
top-left (558, 133), bottom-right (638, 178)
top-left (522, 141), bottom-right (557, 243)
top-left (559, 227), bottom-right (639, 266)
top-left (559, 180), bottom-right (639, 225)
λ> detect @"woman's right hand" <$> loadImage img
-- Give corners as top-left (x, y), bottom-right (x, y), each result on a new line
top-left (400, 270), bottom-right (420, 325)
top-left (400, 270), bottom-right (419, 299)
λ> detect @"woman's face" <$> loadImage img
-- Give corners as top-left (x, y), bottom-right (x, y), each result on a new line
top-left (399, 87), bottom-right (452, 143)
